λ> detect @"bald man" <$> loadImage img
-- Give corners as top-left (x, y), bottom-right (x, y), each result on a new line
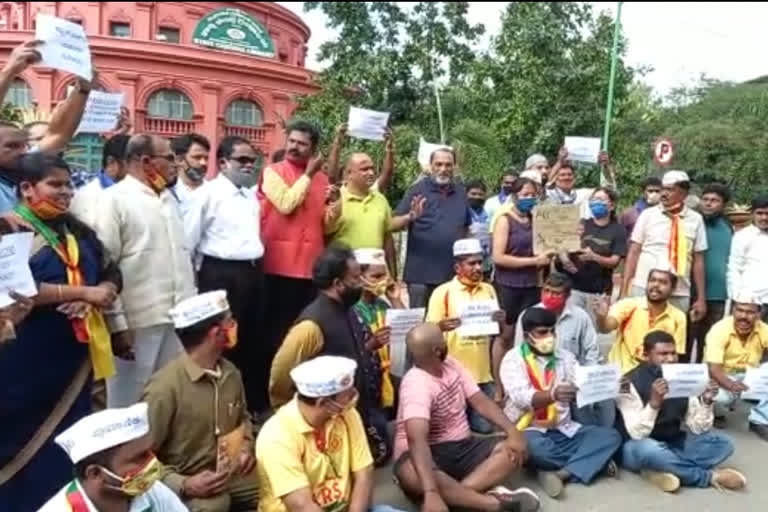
top-left (392, 323), bottom-right (540, 512)
top-left (332, 152), bottom-right (424, 274)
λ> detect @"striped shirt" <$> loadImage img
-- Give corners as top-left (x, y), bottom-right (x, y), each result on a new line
top-left (393, 357), bottom-right (480, 459)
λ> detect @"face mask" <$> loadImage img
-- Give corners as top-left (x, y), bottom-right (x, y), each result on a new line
top-left (100, 455), bottom-right (162, 497)
top-left (589, 201), bottom-right (610, 219)
top-left (220, 321), bottom-right (238, 350)
top-left (516, 197), bottom-right (537, 214)
top-left (702, 211), bottom-right (722, 222)
top-left (468, 198), bottom-right (484, 210)
top-left (340, 285), bottom-right (363, 310)
top-left (501, 185), bottom-right (514, 196)
top-left (541, 292), bottom-right (566, 312)
top-left (329, 390), bottom-right (359, 416)
top-left (362, 276), bottom-right (389, 297)
top-left (528, 334), bottom-right (555, 355)
top-left (29, 197), bottom-right (67, 220)
top-left (144, 165), bottom-right (168, 193)
top-left (185, 166), bottom-right (206, 183)
top-left (646, 192), bottom-right (661, 206)
top-left (227, 169), bottom-right (258, 189)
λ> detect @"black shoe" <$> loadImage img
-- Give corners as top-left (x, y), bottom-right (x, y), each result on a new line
top-left (749, 422), bottom-right (768, 442)
top-left (714, 416), bottom-right (727, 429)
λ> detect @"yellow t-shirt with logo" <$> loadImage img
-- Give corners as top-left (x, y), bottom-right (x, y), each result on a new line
top-left (426, 277), bottom-right (498, 383)
top-left (704, 317), bottom-right (768, 374)
top-left (256, 398), bottom-right (373, 512)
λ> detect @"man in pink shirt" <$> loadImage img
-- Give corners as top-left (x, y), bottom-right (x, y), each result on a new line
top-left (393, 323), bottom-right (540, 512)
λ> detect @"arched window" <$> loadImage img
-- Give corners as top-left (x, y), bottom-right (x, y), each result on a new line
top-left (226, 99), bottom-right (263, 127)
top-left (147, 89), bottom-right (192, 120)
top-left (4, 78), bottom-right (32, 107)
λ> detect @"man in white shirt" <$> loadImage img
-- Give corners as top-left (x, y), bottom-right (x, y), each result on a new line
top-left (621, 170), bottom-right (708, 317)
top-left (727, 196), bottom-right (768, 321)
top-left (38, 403), bottom-right (187, 512)
top-left (483, 171), bottom-right (517, 220)
top-left (171, 133), bottom-right (210, 217)
top-left (184, 135), bottom-right (266, 413)
top-left (95, 134), bottom-right (196, 408)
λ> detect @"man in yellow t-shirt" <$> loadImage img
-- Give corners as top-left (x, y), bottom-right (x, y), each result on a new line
top-left (595, 264), bottom-right (686, 374)
top-left (256, 356), bottom-right (406, 512)
top-left (427, 239), bottom-right (506, 434)
top-left (705, 293), bottom-right (768, 442)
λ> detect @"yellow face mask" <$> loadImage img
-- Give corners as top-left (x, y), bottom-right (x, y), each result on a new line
top-left (101, 455), bottom-right (162, 497)
top-left (362, 276), bottom-right (391, 297)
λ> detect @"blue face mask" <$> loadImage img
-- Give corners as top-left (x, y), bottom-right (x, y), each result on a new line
top-left (589, 201), bottom-right (610, 219)
top-left (516, 197), bottom-right (537, 214)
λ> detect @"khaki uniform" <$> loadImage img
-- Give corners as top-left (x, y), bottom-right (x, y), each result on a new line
top-left (142, 355), bottom-right (258, 512)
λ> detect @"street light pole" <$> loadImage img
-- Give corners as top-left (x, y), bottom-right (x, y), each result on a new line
top-left (602, 2), bottom-right (623, 154)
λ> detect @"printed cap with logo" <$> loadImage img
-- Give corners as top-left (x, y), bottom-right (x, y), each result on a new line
top-left (54, 403), bottom-right (149, 463)
top-left (353, 248), bottom-right (386, 266)
top-left (169, 290), bottom-right (229, 329)
top-left (662, 170), bottom-right (690, 187)
top-left (453, 238), bottom-right (483, 257)
top-left (290, 356), bottom-right (358, 398)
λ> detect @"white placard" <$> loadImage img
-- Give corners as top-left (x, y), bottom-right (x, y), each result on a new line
top-left (574, 364), bottom-right (621, 408)
top-left (386, 308), bottom-right (425, 377)
top-left (417, 137), bottom-right (452, 169)
top-left (76, 90), bottom-right (124, 134)
top-left (742, 366), bottom-right (768, 401)
top-left (564, 136), bottom-right (601, 164)
top-left (347, 107), bottom-right (390, 141)
top-left (662, 364), bottom-right (709, 399)
top-left (35, 14), bottom-right (92, 80)
top-left (0, 232), bottom-right (37, 307)
top-left (457, 299), bottom-right (500, 338)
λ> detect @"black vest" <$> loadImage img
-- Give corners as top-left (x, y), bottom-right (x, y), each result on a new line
top-left (617, 363), bottom-right (688, 443)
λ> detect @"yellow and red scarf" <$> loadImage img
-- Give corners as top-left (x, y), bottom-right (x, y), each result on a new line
top-left (667, 205), bottom-right (688, 276)
top-left (516, 343), bottom-right (557, 430)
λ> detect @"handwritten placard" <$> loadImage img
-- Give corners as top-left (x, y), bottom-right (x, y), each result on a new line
top-left (347, 107), bottom-right (390, 141)
top-left (0, 232), bottom-right (37, 307)
top-left (533, 203), bottom-right (582, 255)
top-left (742, 366), bottom-right (768, 401)
top-left (457, 299), bottom-right (500, 338)
top-left (574, 364), bottom-right (621, 408)
top-left (386, 308), bottom-right (425, 377)
top-left (35, 14), bottom-right (92, 80)
top-left (662, 364), bottom-right (709, 399)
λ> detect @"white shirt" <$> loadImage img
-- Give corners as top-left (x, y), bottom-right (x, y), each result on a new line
top-left (183, 174), bottom-right (264, 264)
top-left (38, 479), bottom-right (188, 512)
top-left (630, 205), bottom-right (708, 298)
top-left (727, 225), bottom-right (768, 303)
top-left (172, 179), bottom-right (198, 218)
top-left (70, 179), bottom-right (103, 228)
top-left (93, 175), bottom-right (196, 332)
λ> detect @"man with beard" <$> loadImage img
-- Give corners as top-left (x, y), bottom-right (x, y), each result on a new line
top-left (706, 293), bottom-right (768, 442)
top-left (184, 136), bottom-right (266, 413)
top-left (616, 331), bottom-right (745, 493)
top-left (269, 245), bottom-right (391, 464)
top-left (394, 148), bottom-right (471, 308)
top-left (595, 263), bottom-right (687, 375)
top-left (171, 133), bottom-right (210, 216)
top-left (687, 183), bottom-right (733, 362)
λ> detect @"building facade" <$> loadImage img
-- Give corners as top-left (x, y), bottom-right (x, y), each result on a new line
top-left (0, 1), bottom-right (317, 172)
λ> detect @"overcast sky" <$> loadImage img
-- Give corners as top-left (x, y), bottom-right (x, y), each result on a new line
top-left (279, 2), bottom-right (768, 95)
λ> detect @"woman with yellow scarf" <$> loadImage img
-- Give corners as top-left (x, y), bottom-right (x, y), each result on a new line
top-left (0, 153), bottom-right (123, 510)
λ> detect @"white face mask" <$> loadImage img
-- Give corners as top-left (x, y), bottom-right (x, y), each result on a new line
top-left (646, 192), bottom-right (661, 205)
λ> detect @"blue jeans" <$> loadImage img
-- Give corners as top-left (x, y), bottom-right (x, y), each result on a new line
top-left (524, 425), bottom-right (622, 484)
top-left (572, 399), bottom-right (616, 428)
top-left (468, 382), bottom-right (496, 434)
top-left (621, 432), bottom-right (734, 488)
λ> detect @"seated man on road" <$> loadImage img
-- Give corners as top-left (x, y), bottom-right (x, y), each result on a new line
top-left (142, 291), bottom-right (258, 512)
top-left (256, 356), bottom-right (406, 512)
top-left (501, 308), bottom-right (622, 499)
top-left (40, 403), bottom-right (186, 511)
top-left (617, 330), bottom-right (746, 492)
top-left (393, 323), bottom-right (540, 512)
top-left (595, 263), bottom-right (686, 374)
top-left (705, 292), bottom-right (768, 442)
top-left (426, 238), bottom-right (508, 434)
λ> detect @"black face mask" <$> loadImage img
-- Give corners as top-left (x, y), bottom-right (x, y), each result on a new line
top-left (185, 166), bottom-right (206, 183)
top-left (468, 198), bottom-right (484, 211)
top-left (703, 211), bottom-right (722, 223)
top-left (502, 186), bottom-right (514, 196)
top-left (340, 285), bottom-right (363, 310)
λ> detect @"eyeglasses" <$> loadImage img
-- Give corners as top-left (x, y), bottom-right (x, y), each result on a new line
top-left (232, 156), bottom-right (256, 165)
top-left (151, 154), bottom-right (175, 162)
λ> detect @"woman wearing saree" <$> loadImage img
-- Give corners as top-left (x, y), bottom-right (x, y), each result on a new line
top-left (0, 153), bottom-right (123, 510)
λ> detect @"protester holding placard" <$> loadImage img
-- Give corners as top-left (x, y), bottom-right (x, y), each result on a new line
top-left (0, 152), bottom-right (124, 510)
top-left (616, 330), bottom-right (745, 493)
top-left (704, 292), bottom-right (768, 441)
top-left (500, 307), bottom-right (622, 499)
top-left (492, 178), bottom-right (552, 329)
top-left (426, 239), bottom-right (507, 433)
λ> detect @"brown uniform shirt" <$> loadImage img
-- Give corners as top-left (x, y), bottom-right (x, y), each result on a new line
top-left (142, 355), bottom-right (253, 494)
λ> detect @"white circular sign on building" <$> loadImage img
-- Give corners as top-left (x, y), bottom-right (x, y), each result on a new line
top-left (653, 138), bottom-right (675, 166)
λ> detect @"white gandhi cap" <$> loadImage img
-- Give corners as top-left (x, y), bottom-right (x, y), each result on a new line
top-left (55, 403), bottom-right (149, 464)
top-left (732, 291), bottom-right (759, 306)
top-left (453, 238), bottom-right (483, 257)
top-left (519, 170), bottom-right (543, 185)
top-left (290, 356), bottom-right (357, 398)
top-left (662, 170), bottom-right (690, 186)
top-left (354, 248), bottom-right (386, 266)
top-left (169, 290), bottom-right (230, 329)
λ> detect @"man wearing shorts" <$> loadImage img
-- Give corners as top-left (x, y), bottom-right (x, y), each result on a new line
top-left (392, 323), bottom-right (540, 512)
